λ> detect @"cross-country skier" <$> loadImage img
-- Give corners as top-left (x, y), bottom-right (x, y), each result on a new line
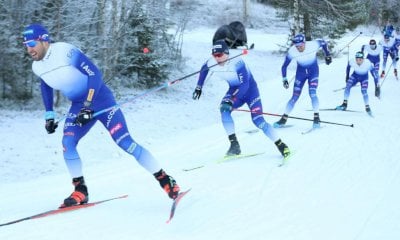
top-left (361, 39), bottom-right (383, 97)
top-left (335, 51), bottom-right (378, 116)
top-left (379, 34), bottom-right (399, 79)
top-left (192, 40), bottom-right (290, 158)
top-left (22, 24), bottom-right (181, 207)
top-left (273, 34), bottom-right (332, 129)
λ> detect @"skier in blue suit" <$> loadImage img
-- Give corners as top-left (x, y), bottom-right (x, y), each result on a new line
top-left (379, 34), bottom-right (399, 79)
top-left (23, 24), bottom-right (180, 207)
top-left (361, 39), bottom-right (383, 97)
top-left (274, 34), bottom-right (331, 129)
top-left (192, 40), bottom-right (290, 158)
top-left (335, 51), bottom-right (378, 115)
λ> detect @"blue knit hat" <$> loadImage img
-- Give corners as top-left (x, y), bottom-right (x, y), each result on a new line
top-left (22, 24), bottom-right (50, 43)
top-left (292, 34), bottom-right (305, 46)
top-left (212, 40), bottom-right (229, 55)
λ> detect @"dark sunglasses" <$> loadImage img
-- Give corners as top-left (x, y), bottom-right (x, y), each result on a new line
top-left (23, 40), bottom-right (37, 48)
top-left (213, 53), bottom-right (224, 58)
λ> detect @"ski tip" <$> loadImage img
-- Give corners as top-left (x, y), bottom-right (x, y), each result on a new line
top-left (165, 189), bottom-right (191, 224)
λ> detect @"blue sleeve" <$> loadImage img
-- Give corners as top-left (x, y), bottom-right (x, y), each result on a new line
top-left (40, 79), bottom-right (54, 111)
top-left (391, 45), bottom-right (398, 56)
top-left (71, 49), bottom-right (103, 104)
top-left (370, 66), bottom-right (378, 82)
top-left (226, 60), bottom-right (249, 100)
top-left (346, 62), bottom-right (351, 77)
top-left (195, 62), bottom-right (210, 88)
top-left (318, 39), bottom-right (331, 56)
top-left (281, 55), bottom-right (292, 78)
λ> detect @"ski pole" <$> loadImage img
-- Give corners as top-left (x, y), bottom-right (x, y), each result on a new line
top-left (234, 109), bottom-right (354, 128)
top-left (333, 83), bottom-right (359, 92)
top-left (56, 50), bottom-right (250, 124)
top-left (380, 61), bottom-right (394, 87)
top-left (335, 32), bottom-right (363, 56)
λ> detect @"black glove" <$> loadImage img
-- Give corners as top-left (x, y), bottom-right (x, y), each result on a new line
top-left (395, 56), bottom-right (399, 61)
top-left (282, 77), bottom-right (289, 89)
top-left (75, 107), bottom-right (94, 126)
top-left (220, 99), bottom-right (233, 112)
top-left (45, 119), bottom-right (58, 134)
top-left (192, 87), bottom-right (202, 100)
top-left (325, 56), bottom-right (332, 65)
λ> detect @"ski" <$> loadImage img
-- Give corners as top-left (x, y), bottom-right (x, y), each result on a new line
top-left (301, 126), bottom-right (324, 135)
top-left (0, 194), bottom-right (128, 227)
top-left (307, 108), bottom-right (361, 113)
top-left (182, 152), bottom-right (265, 171)
top-left (273, 124), bottom-right (295, 129)
top-left (166, 189), bottom-right (191, 224)
top-left (216, 152), bottom-right (265, 164)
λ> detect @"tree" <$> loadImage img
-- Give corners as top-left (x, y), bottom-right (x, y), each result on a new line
top-left (260, 0), bottom-right (368, 49)
top-left (115, 0), bottom-right (177, 89)
top-left (0, 0), bottom-right (183, 104)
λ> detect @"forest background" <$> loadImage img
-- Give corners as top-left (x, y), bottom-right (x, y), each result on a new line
top-left (0, 0), bottom-right (399, 107)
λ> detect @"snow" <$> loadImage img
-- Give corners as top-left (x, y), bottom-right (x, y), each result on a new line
top-left (1, 16), bottom-right (400, 240)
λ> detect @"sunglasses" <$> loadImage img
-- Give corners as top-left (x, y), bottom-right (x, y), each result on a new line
top-left (213, 53), bottom-right (224, 58)
top-left (23, 40), bottom-right (37, 48)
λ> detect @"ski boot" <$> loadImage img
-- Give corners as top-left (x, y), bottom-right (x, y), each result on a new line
top-left (335, 100), bottom-right (348, 111)
top-left (275, 139), bottom-right (290, 158)
top-left (226, 134), bottom-right (241, 156)
top-left (273, 114), bottom-right (288, 128)
top-left (154, 169), bottom-right (180, 199)
top-left (375, 86), bottom-right (381, 98)
top-left (365, 105), bottom-right (372, 116)
top-left (61, 176), bottom-right (89, 208)
top-left (313, 113), bottom-right (321, 128)
top-left (380, 70), bottom-right (385, 78)
top-left (395, 69), bottom-right (398, 79)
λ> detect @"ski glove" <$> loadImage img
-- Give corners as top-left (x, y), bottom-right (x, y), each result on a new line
top-left (220, 99), bottom-right (233, 113)
top-left (44, 111), bottom-right (58, 134)
top-left (325, 56), bottom-right (332, 65)
top-left (192, 87), bottom-right (202, 100)
top-left (282, 77), bottom-right (289, 89)
top-left (45, 119), bottom-right (58, 134)
top-left (75, 107), bottom-right (94, 126)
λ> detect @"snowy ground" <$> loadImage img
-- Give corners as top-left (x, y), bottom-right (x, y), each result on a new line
top-left (1, 20), bottom-right (400, 240)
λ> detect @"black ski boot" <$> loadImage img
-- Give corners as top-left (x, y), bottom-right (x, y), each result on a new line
top-left (335, 100), bottom-right (348, 111)
top-left (273, 114), bottom-right (288, 128)
top-left (154, 169), bottom-right (180, 199)
top-left (226, 134), bottom-right (241, 156)
top-left (61, 176), bottom-right (89, 208)
top-left (313, 113), bottom-right (321, 128)
top-left (275, 139), bottom-right (290, 158)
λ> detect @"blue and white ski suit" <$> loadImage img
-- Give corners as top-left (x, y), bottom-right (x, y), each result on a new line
top-left (32, 42), bottom-right (161, 178)
top-left (361, 43), bottom-right (383, 78)
top-left (343, 58), bottom-right (378, 105)
top-left (380, 37), bottom-right (398, 71)
top-left (195, 56), bottom-right (280, 142)
top-left (281, 40), bottom-right (330, 114)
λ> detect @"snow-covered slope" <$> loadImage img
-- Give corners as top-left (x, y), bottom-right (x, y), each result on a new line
top-left (1, 16), bottom-right (400, 240)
